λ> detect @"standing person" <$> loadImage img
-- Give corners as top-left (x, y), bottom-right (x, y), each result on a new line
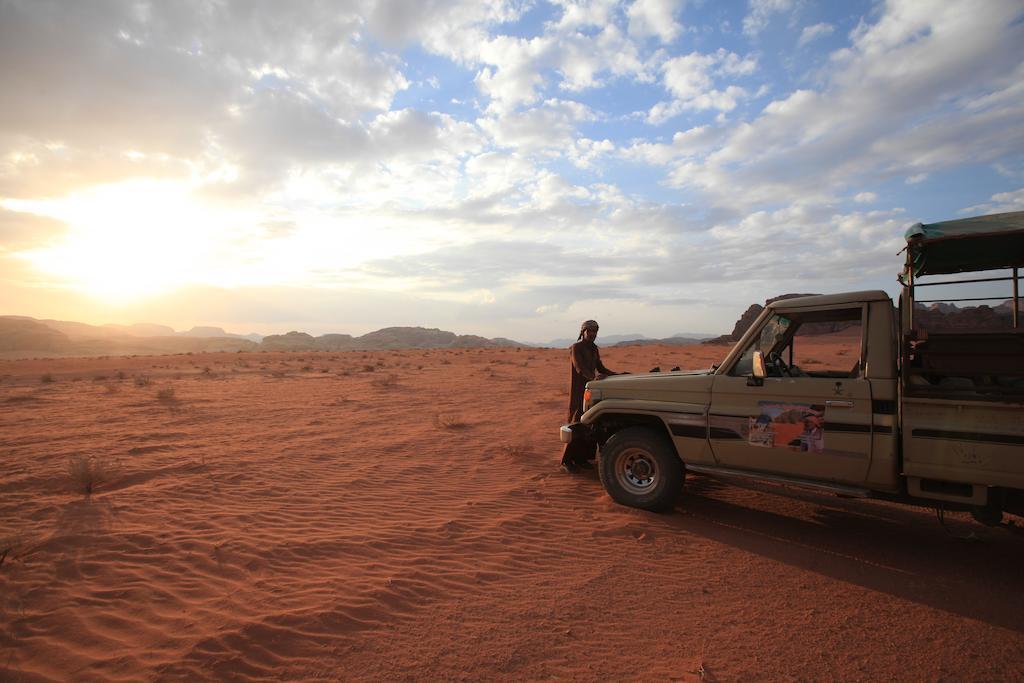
top-left (561, 319), bottom-right (618, 473)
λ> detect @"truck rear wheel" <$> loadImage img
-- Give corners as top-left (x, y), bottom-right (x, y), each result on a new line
top-left (599, 426), bottom-right (683, 512)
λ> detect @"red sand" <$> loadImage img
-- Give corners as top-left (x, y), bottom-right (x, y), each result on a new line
top-left (1, 344), bottom-right (1023, 681)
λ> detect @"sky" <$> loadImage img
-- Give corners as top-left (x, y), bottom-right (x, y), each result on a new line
top-left (1, 0), bottom-right (1022, 343)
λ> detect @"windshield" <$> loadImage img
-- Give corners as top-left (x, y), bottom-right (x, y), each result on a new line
top-left (731, 313), bottom-right (791, 376)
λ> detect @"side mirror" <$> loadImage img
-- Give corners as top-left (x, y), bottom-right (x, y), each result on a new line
top-left (752, 351), bottom-right (766, 378)
top-left (748, 351), bottom-right (766, 386)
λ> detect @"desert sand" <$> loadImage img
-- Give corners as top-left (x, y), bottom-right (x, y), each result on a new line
top-left (1, 342), bottom-right (1023, 681)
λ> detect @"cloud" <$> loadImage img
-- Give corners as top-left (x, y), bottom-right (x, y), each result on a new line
top-left (478, 99), bottom-right (596, 155)
top-left (627, 0), bottom-right (685, 43)
top-left (798, 22), bottom-right (834, 47)
top-left (960, 187), bottom-right (1024, 215)
top-left (853, 192), bottom-right (877, 203)
top-left (743, 0), bottom-right (795, 37)
top-left (658, 0), bottom-right (1024, 208)
top-left (648, 49), bottom-right (756, 123)
top-left (0, 208), bottom-right (68, 250)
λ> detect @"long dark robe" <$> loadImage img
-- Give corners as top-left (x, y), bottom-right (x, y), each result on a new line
top-left (566, 339), bottom-right (613, 423)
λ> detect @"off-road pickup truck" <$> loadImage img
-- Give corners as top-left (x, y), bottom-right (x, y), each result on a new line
top-left (561, 211), bottom-right (1024, 527)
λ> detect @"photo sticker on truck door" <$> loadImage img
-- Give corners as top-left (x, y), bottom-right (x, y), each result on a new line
top-left (748, 402), bottom-right (826, 452)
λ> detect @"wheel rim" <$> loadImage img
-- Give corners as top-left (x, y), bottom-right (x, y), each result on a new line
top-left (614, 447), bottom-right (659, 495)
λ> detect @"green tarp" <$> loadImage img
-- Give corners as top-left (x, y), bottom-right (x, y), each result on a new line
top-left (904, 211), bottom-right (1024, 278)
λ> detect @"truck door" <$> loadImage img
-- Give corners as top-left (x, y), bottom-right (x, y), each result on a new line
top-left (708, 303), bottom-right (874, 485)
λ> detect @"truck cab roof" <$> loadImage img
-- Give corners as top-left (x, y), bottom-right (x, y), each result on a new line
top-left (766, 290), bottom-right (891, 310)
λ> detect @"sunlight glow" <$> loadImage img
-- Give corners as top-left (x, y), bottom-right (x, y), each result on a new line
top-left (6, 180), bottom-right (243, 302)
top-left (3, 177), bottom-right (458, 305)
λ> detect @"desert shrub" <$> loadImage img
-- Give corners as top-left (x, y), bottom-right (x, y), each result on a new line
top-left (301, 365), bottom-right (314, 372)
top-left (92, 374), bottom-right (109, 382)
top-left (156, 387), bottom-right (176, 402)
top-left (115, 370), bottom-right (126, 380)
top-left (362, 364), bottom-right (376, 373)
top-left (499, 442), bottom-right (530, 457)
top-left (433, 413), bottom-right (469, 430)
top-left (40, 373), bottom-right (54, 383)
top-left (202, 366), bottom-right (212, 375)
top-left (371, 373), bottom-right (400, 388)
top-left (67, 455), bottom-right (110, 496)
top-left (440, 359), bottom-right (452, 365)
top-left (134, 375), bottom-right (151, 387)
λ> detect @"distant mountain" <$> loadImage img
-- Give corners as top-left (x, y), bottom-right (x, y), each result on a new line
top-left (612, 336), bottom-right (709, 347)
top-left (0, 317), bottom-right (71, 353)
top-left (544, 332), bottom-right (716, 348)
top-left (0, 316), bottom-right (526, 358)
top-left (544, 333), bottom-right (651, 348)
top-left (103, 322), bottom-right (177, 337)
top-left (260, 326), bottom-right (521, 352)
top-left (181, 326), bottom-right (263, 342)
top-left (0, 316), bottom-right (258, 358)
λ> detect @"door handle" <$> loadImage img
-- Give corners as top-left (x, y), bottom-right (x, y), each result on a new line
top-left (826, 400), bottom-right (854, 408)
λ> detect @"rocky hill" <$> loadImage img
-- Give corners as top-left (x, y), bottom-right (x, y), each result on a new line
top-left (704, 293), bottom-right (821, 344)
top-left (0, 316), bottom-right (526, 359)
top-left (260, 327), bottom-right (519, 352)
top-left (611, 335), bottom-right (709, 348)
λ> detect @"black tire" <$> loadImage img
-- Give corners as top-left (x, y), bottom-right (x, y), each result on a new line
top-left (599, 426), bottom-right (683, 512)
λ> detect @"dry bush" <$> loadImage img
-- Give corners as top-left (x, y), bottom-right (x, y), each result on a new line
top-left (67, 455), bottom-right (112, 496)
top-left (361, 364), bottom-right (376, 373)
top-left (134, 375), bottom-right (151, 387)
top-left (433, 413), bottom-right (469, 430)
top-left (115, 370), bottom-right (126, 380)
top-left (371, 373), bottom-right (400, 388)
top-left (0, 531), bottom-right (28, 569)
top-left (301, 365), bottom-right (314, 372)
top-left (40, 373), bottom-right (54, 383)
top-left (156, 386), bottom-right (176, 402)
top-left (499, 441), bottom-right (531, 457)
top-left (440, 359), bottom-right (452, 365)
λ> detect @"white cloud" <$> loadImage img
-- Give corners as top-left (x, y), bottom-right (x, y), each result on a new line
top-left (478, 99), bottom-right (596, 155)
top-left (798, 22), bottom-right (834, 47)
top-left (627, 0), bottom-right (685, 43)
top-left (853, 192), bottom-right (877, 203)
top-left (647, 49), bottom-right (757, 123)
top-left (622, 125), bottom-right (726, 164)
top-left (659, 0), bottom-right (1024, 208)
top-left (743, 0), bottom-right (795, 37)
top-left (960, 187), bottom-right (1024, 215)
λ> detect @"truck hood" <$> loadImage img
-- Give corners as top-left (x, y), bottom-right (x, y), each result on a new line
top-left (591, 368), bottom-right (714, 387)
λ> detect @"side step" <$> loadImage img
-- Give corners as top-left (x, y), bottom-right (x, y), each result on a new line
top-left (684, 463), bottom-right (872, 498)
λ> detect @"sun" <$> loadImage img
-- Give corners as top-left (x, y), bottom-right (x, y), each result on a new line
top-left (7, 180), bottom-right (240, 303)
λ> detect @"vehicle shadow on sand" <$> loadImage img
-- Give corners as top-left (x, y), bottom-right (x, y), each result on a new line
top-left (656, 474), bottom-right (1024, 633)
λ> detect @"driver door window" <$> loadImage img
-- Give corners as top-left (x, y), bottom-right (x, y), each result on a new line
top-left (730, 308), bottom-right (863, 378)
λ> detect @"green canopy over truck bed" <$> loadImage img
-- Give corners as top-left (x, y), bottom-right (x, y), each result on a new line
top-left (903, 211), bottom-right (1024, 277)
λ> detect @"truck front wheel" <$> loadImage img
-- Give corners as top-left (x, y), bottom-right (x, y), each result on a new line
top-left (599, 426), bottom-right (683, 512)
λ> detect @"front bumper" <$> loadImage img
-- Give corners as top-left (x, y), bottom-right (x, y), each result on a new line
top-left (559, 424), bottom-right (574, 443)
top-left (560, 422), bottom-right (593, 444)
